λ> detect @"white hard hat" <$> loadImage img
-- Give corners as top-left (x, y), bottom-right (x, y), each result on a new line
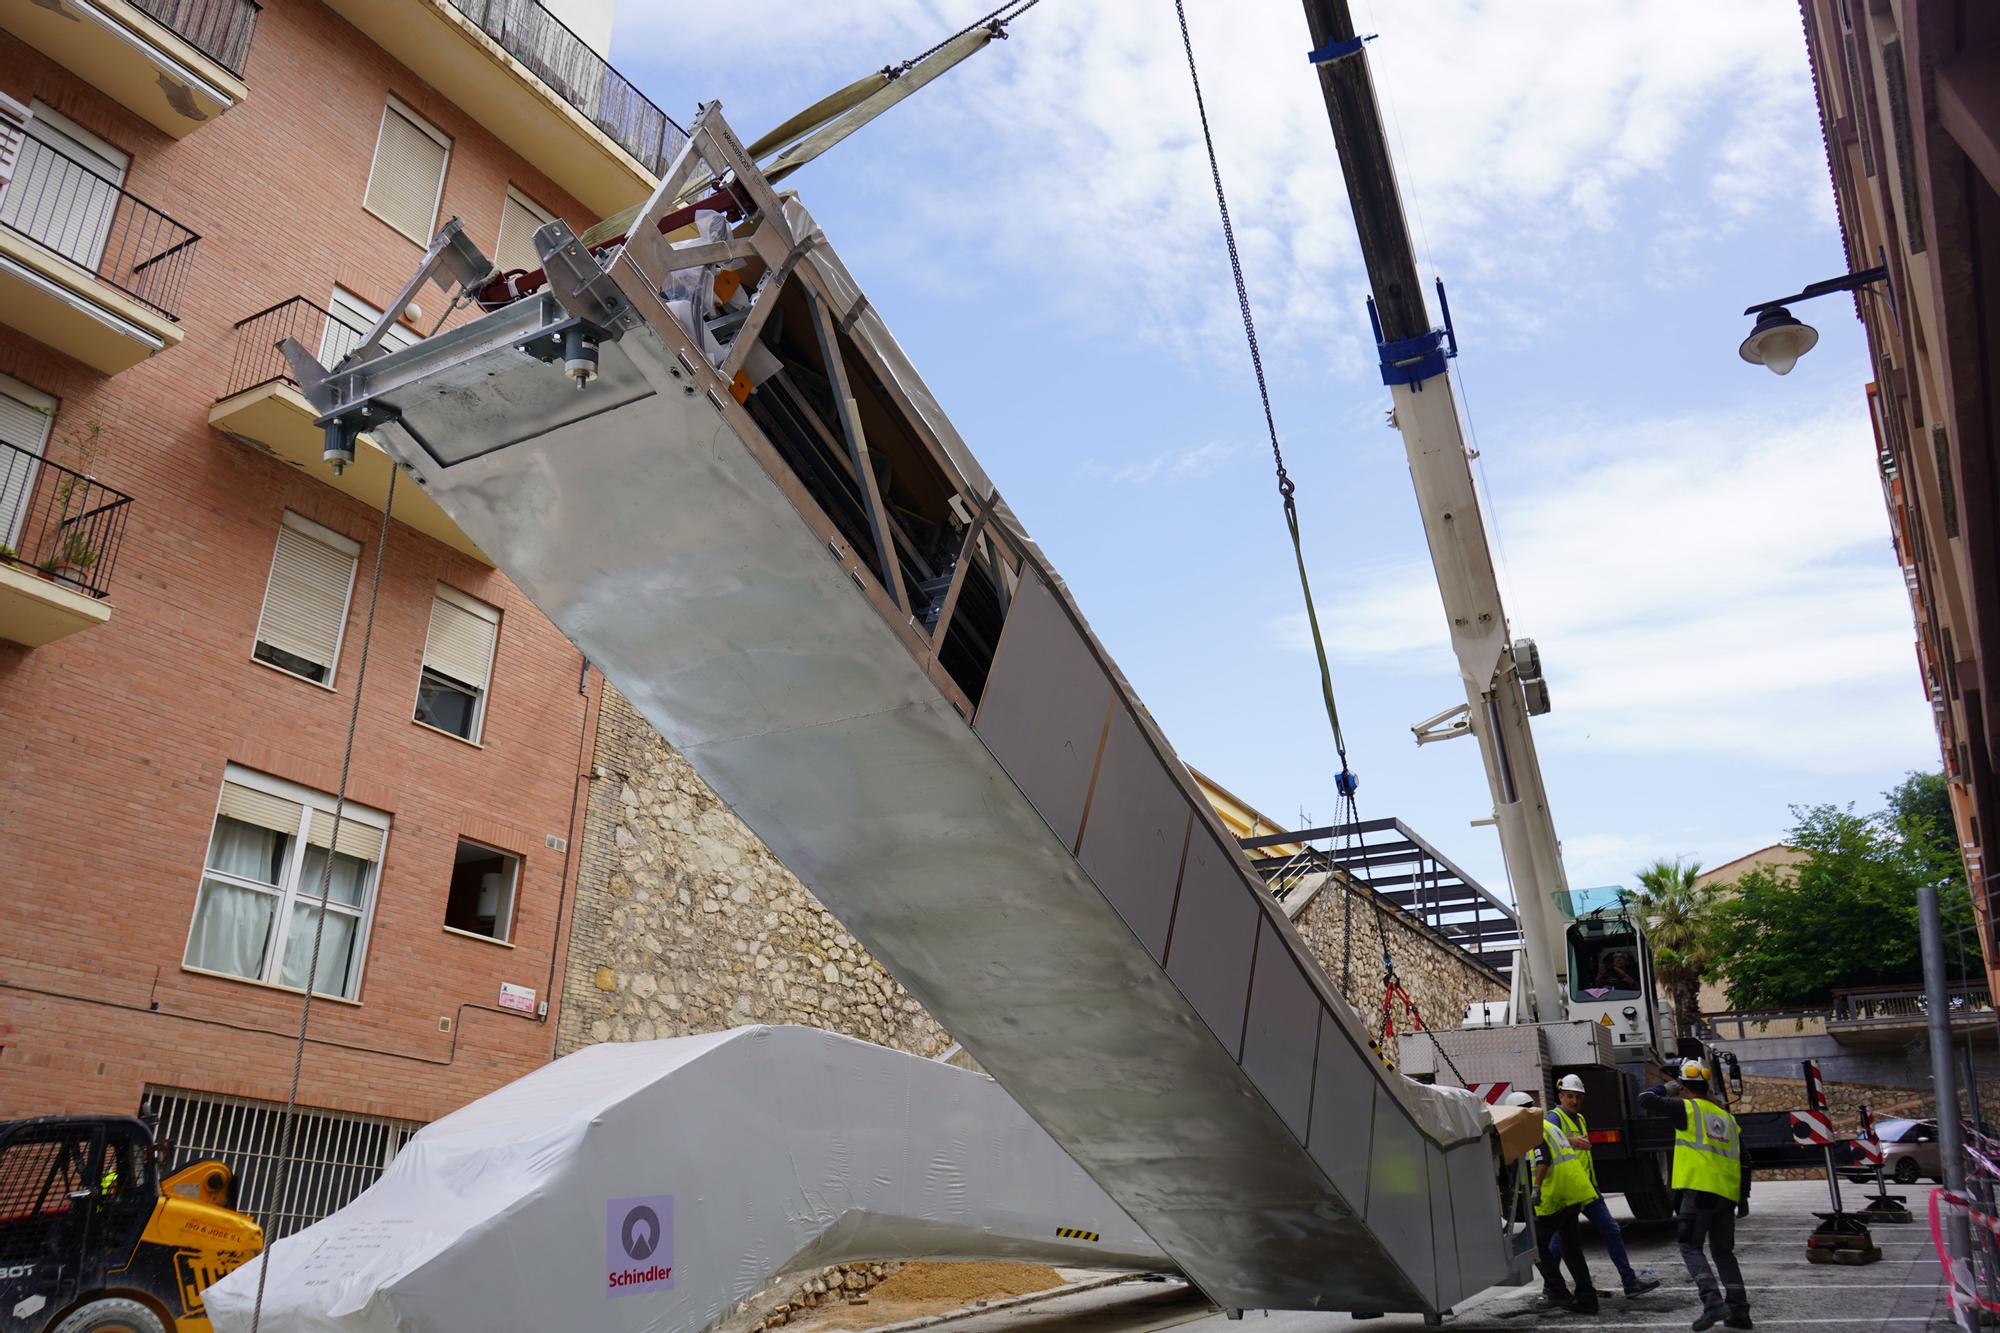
top-left (1680, 1059), bottom-right (1712, 1083)
top-left (1557, 1074), bottom-right (1587, 1094)
top-left (1500, 1091), bottom-right (1534, 1108)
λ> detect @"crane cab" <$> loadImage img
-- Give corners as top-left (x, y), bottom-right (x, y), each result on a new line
top-left (1557, 887), bottom-right (1674, 1062)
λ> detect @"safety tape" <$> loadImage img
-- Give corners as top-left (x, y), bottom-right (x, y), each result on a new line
top-left (1055, 1227), bottom-right (1100, 1242)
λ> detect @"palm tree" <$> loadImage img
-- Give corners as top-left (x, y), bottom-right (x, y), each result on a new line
top-left (1629, 858), bottom-right (1715, 1038)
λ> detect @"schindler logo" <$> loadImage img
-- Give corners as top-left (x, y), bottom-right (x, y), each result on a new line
top-left (606, 1194), bottom-right (674, 1296)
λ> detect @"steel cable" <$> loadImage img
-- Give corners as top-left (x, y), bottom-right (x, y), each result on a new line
top-left (249, 467), bottom-right (399, 1333)
top-left (1173, 3), bottom-right (1471, 1091)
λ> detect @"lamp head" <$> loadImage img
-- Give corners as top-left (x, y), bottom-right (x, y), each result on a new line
top-left (1739, 305), bottom-right (1820, 376)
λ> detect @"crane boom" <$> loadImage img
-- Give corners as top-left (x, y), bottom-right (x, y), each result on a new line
top-left (1300, 0), bottom-right (1571, 1022)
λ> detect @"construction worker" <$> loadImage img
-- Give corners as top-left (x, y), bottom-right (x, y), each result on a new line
top-left (1531, 1093), bottom-right (1601, 1314)
top-left (1545, 1073), bottom-right (1660, 1297)
top-left (1641, 1059), bottom-right (1749, 1331)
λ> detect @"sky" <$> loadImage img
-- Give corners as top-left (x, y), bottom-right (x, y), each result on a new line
top-left (608, 1), bottom-right (1939, 902)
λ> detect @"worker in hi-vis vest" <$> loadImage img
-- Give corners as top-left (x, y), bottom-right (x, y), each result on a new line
top-left (1543, 1073), bottom-right (1660, 1297)
top-left (1641, 1059), bottom-right (1750, 1331)
top-left (1528, 1091), bottom-right (1601, 1314)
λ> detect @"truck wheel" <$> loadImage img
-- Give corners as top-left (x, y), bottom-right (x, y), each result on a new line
top-left (51, 1298), bottom-right (167, 1333)
top-left (1624, 1156), bottom-right (1676, 1223)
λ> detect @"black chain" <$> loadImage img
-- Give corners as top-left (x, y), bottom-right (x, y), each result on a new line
top-left (1174, 0), bottom-right (1475, 1096)
top-left (898, 0), bottom-right (1043, 75)
top-left (1173, 0), bottom-right (1350, 773)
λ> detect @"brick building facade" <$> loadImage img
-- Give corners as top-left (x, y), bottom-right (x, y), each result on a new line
top-left (0, 0), bottom-right (661, 1223)
top-left (1797, 0), bottom-right (2000, 995)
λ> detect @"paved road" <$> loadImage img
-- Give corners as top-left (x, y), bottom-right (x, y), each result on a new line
top-left (914, 1182), bottom-right (1951, 1332)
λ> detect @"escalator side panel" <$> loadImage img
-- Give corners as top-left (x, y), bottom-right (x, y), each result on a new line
top-left (1164, 827), bottom-right (1263, 1061)
top-left (1241, 918), bottom-right (1322, 1141)
top-left (1075, 702), bottom-right (1191, 962)
top-left (971, 572), bottom-right (1111, 851)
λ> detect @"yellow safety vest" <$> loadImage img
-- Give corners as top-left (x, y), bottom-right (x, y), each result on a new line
top-left (1671, 1096), bottom-right (1743, 1203)
top-left (1552, 1106), bottom-right (1597, 1188)
top-left (1537, 1119), bottom-right (1596, 1215)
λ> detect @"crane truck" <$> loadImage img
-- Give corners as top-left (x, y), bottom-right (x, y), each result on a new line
top-left (1298, 0), bottom-right (1742, 1219)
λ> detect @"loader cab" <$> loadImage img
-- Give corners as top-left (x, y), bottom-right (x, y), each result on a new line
top-left (1556, 887), bottom-right (1674, 1059)
top-left (0, 1114), bottom-right (261, 1333)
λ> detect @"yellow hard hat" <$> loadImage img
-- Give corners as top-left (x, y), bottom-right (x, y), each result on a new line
top-left (1679, 1059), bottom-right (1711, 1082)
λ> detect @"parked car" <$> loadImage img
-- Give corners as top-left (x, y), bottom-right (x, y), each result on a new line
top-left (1839, 1117), bottom-right (1945, 1184)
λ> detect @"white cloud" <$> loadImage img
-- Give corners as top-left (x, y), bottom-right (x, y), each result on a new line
top-left (1079, 437), bottom-right (1251, 485)
top-left (616, 2), bottom-right (1824, 373)
top-left (1274, 398), bottom-right (1934, 772)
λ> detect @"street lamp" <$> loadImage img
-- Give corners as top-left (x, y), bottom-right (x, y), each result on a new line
top-left (1737, 264), bottom-right (1889, 376)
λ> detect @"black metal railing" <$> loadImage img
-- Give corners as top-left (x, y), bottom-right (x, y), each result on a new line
top-left (221, 295), bottom-right (371, 400)
top-left (0, 137), bottom-right (199, 320)
top-left (0, 437), bottom-right (133, 601)
top-left (441, 0), bottom-right (683, 173)
top-left (1830, 981), bottom-right (1994, 1025)
top-left (130, 0), bottom-right (261, 76)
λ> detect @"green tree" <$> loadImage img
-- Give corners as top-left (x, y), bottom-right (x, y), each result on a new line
top-left (1628, 857), bottom-right (1716, 1036)
top-left (1707, 776), bottom-right (1970, 1010)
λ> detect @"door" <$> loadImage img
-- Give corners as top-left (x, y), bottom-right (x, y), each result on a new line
top-left (0, 374), bottom-right (55, 554)
top-left (0, 102), bottom-right (129, 272)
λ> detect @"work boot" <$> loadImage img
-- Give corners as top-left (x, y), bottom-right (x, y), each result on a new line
top-left (1624, 1277), bottom-right (1661, 1296)
top-left (1692, 1306), bottom-right (1727, 1331)
top-left (1566, 1288), bottom-right (1600, 1316)
top-left (1724, 1316), bottom-right (1754, 1330)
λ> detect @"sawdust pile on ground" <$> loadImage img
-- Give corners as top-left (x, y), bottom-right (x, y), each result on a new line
top-left (865, 1261), bottom-right (1065, 1303)
top-left (786, 1262), bottom-right (1067, 1329)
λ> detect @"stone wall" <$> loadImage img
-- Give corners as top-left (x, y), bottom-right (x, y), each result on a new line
top-left (1287, 873), bottom-right (1508, 1066)
top-left (558, 682), bottom-right (952, 1058)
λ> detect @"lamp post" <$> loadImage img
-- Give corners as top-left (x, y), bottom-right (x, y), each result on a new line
top-left (1736, 264), bottom-right (1890, 375)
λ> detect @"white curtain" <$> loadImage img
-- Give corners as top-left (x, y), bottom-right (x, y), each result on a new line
top-left (280, 903), bottom-right (358, 996)
top-left (185, 818), bottom-right (284, 979)
top-left (281, 847), bottom-right (369, 995)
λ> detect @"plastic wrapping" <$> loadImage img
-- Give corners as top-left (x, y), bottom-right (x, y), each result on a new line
top-left (206, 1027), bottom-right (1164, 1333)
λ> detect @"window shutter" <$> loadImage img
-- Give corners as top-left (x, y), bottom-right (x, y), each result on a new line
top-left (256, 518), bottom-right (357, 676)
top-left (495, 188), bottom-right (554, 273)
top-left (364, 100), bottom-right (449, 243)
top-left (219, 782), bottom-right (305, 837)
top-left (0, 377), bottom-right (54, 550)
top-left (307, 809), bottom-right (386, 862)
top-left (320, 287), bottom-right (418, 367)
top-left (0, 92), bottom-right (25, 191)
top-left (423, 586), bottom-right (499, 690)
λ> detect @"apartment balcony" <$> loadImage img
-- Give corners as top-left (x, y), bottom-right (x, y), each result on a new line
top-left (1824, 981), bottom-right (1994, 1048)
top-left (209, 297), bottom-right (491, 563)
top-left (0, 135), bottom-right (197, 373)
top-left (3, 0), bottom-right (257, 137)
top-left (318, 0), bottom-right (674, 218)
top-left (0, 437), bottom-right (131, 647)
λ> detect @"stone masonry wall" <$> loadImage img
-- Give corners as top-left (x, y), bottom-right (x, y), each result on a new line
top-left (558, 683), bottom-right (951, 1058)
top-left (1288, 873), bottom-right (1508, 1067)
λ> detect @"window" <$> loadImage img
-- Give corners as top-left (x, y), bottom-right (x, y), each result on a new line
top-left (444, 839), bottom-right (519, 941)
top-left (493, 185), bottom-right (554, 273)
top-left (0, 101), bottom-right (129, 270)
top-left (363, 96), bottom-right (450, 244)
top-left (415, 584), bottom-right (499, 742)
top-left (183, 766), bottom-right (388, 1000)
top-left (319, 286), bottom-right (420, 368)
top-left (252, 512), bottom-right (359, 685)
top-left (0, 373), bottom-right (55, 551)
top-left (1568, 920), bottom-right (1644, 1002)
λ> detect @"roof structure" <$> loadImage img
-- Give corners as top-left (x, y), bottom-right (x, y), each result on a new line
top-left (1241, 817), bottom-right (1523, 980)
